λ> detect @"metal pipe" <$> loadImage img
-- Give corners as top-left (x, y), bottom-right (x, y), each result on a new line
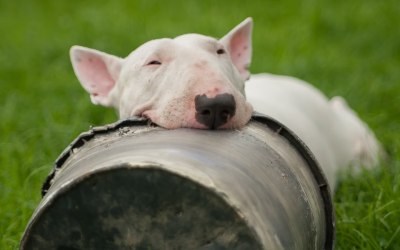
top-left (20, 113), bottom-right (334, 250)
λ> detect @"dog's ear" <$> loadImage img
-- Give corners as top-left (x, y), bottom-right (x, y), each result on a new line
top-left (70, 46), bottom-right (124, 107)
top-left (220, 17), bottom-right (253, 81)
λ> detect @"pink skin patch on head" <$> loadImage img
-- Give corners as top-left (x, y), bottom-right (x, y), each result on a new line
top-left (184, 104), bottom-right (208, 129)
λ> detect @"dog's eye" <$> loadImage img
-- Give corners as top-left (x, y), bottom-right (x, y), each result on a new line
top-left (148, 61), bottom-right (161, 65)
top-left (217, 49), bottom-right (225, 55)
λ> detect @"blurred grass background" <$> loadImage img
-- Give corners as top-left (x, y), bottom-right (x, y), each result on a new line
top-left (1, 0), bottom-right (399, 249)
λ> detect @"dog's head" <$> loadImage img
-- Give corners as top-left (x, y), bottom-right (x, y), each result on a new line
top-left (70, 18), bottom-right (254, 129)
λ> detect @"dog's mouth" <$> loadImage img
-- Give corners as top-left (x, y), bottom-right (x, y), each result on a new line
top-left (141, 113), bottom-right (159, 127)
top-left (139, 100), bottom-right (252, 130)
top-left (141, 112), bottom-right (150, 119)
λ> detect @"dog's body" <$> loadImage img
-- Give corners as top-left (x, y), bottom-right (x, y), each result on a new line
top-left (70, 18), bottom-right (380, 191)
top-left (246, 73), bottom-right (380, 190)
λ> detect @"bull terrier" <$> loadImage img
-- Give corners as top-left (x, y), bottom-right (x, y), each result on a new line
top-left (70, 18), bottom-right (381, 191)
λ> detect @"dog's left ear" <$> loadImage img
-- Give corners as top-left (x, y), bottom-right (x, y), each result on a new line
top-left (70, 46), bottom-right (124, 107)
top-left (220, 17), bottom-right (253, 81)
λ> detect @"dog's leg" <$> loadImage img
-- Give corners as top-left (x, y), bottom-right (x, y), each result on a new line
top-left (330, 96), bottom-right (382, 169)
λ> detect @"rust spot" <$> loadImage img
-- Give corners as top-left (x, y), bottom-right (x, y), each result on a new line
top-left (89, 58), bottom-right (92, 62)
top-left (75, 57), bottom-right (81, 62)
top-left (244, 46), bottom-right (248, 50)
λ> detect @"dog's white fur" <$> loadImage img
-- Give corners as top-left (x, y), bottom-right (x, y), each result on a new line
top-left (247, 74), bottom-right (380, 190)
top-left (70, 18), bottom-right (381, 191)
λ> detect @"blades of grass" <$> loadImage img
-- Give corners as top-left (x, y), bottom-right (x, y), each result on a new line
top-left (362, 167), bottom-right (382, 191)
top-left (382, 209), bottom-right (400, 220)
top-left (379, 218), bottom-right (391, 231)
top-left (23, 165), bottom-right (52, 188)
top-left (361, 200), bottom-right (395, 222)
top-left (352, 229), bottom-right (382, 250)
top-left (385, 225), bottom-right (400, 249)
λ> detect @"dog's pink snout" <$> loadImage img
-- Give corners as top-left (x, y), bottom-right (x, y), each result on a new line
top-left (194, 93), bottom-right (236, 129)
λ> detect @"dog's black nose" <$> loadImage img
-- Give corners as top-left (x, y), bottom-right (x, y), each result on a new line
top-left (195, 93), bottom-right (236, 129)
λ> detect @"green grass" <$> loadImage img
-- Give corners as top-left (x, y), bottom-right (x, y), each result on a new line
top-left (1, 0), bottom-right (399, 249)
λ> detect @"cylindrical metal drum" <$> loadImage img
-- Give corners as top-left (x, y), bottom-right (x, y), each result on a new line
top-left (20, 113), bottom-right (334, 250)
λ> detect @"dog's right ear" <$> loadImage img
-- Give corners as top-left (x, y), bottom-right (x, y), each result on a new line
top-left (220, 17), bottom-right (253, 81)
top-left (70, 46), bottom-right (124, 107)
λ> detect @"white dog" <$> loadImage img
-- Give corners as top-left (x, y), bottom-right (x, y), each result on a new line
top-left (70, 18), bottom-right (380, 191)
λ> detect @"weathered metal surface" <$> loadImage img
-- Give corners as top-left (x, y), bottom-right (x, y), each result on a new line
top-left (20, 113), bottom-right (335, 250)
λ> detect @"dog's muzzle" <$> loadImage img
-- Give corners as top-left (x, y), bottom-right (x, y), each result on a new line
top-left (194, 93), bottom-right (236, 129)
